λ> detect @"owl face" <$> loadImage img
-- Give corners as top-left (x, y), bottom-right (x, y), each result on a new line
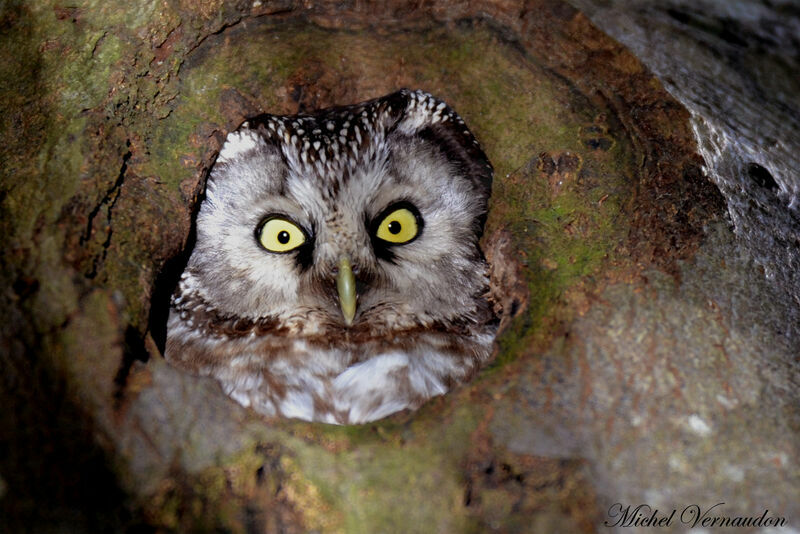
top-left (183, 90), bottom-right (492, 336)
top-left (168, 90), bottom-right (495, 423)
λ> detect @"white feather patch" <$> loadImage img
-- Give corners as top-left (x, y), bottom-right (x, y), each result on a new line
top-left (217, 129), bottom-right (260, 163)
top-left (332, 352), bottom-right (411, 423)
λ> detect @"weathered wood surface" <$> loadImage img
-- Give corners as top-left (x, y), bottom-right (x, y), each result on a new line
top-left (1, 1), bottom-right (796, 532)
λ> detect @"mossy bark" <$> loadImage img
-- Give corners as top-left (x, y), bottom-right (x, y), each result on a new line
top-left (2, 1), bottom-right (796, 532)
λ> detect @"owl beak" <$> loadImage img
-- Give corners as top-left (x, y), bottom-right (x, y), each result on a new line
top-left (336, 255), bottom-right (357, 325)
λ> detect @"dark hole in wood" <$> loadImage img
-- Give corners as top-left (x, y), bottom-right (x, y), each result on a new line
top-left (747, 162), bottom-right (778, 190)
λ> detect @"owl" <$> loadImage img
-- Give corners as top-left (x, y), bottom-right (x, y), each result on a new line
top-left (166, 89), bottom-right (496, 424)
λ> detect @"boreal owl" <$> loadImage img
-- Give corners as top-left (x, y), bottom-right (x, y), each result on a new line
top-left (166, 89), bottom-right (496, 424)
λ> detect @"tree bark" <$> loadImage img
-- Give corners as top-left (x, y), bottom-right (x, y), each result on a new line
top-left (2, 1), bottom-right (796, 532)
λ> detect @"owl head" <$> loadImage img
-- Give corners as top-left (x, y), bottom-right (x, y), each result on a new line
top-left (175, 89), bottom-right (493, 342)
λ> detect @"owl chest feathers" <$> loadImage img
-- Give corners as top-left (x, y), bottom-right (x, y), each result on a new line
top-left (167, 305), bottom-right (494, 424)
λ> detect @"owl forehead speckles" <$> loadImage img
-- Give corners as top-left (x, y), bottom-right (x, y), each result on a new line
top-left (218, 89), bottom-right (483, 178)
top-left (166, 89), bottom-right (497, 424)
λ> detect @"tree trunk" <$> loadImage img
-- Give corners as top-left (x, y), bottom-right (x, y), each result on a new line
top-left (1, 1), bottom-right (797, 532)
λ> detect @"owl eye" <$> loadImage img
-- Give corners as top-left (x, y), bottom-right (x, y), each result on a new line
top-left (374, 203), bottom-right (422, 245)
top-left (257, 216), bottom-right (307, 253)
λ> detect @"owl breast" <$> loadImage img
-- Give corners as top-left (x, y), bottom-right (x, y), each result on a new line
top-left (166, 89), bottom-right (496, 424)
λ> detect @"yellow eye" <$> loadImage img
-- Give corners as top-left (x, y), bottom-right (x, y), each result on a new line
top-left (258, 217), bottom-right (306, 252)
top-left (375, 207), bottom-right (420, 244)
